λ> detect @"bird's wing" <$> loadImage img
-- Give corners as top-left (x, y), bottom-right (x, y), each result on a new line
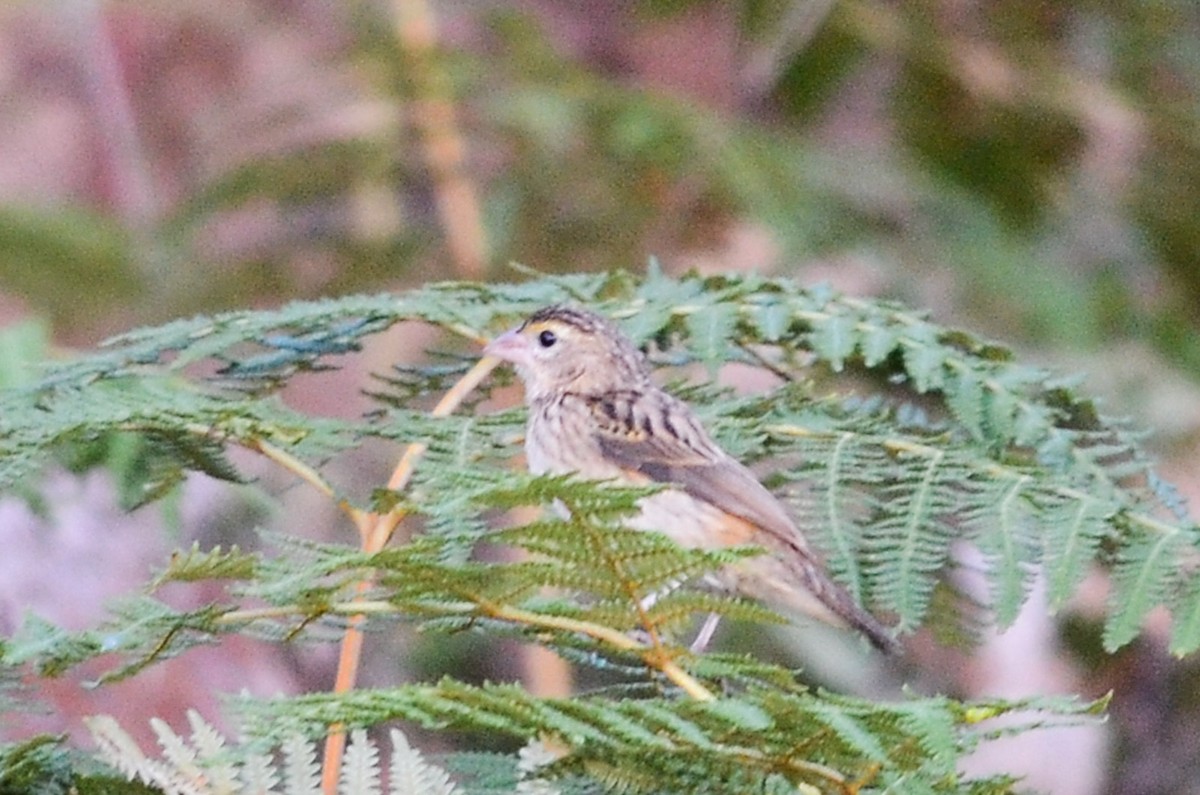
top-left (582, 389), bottom-right (898, 653)
top-left (583, 391), bottom-right (809, 552)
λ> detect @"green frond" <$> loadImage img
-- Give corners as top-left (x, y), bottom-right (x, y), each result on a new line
top-left (962, 474), bottom-right (1040, 628)
top-left (1168, 577), bottom-right (1200, 657)
top-left (639, 591), bottom-right (785, 635)
top-left (492, 517), bottom-right (756, 602)
top-left (683, 298), bottom-right (740, 376)
top-left (4, 614), bottom-right (102, 678)
top-left (7, 274), bottom-right (1196, 651)
top-left (234, 680), bottom-right (1102, 794)
top-left (152, 543), bottom-right (259, 587)
top-left (5, 272), bottom-right (1200, 793)
top-left (0, 735), bottom-right (79, 795)
top-left (1104, 521), bottom-right (1197, 651)
top-left (1037, 491), bottom-right (1112, 610)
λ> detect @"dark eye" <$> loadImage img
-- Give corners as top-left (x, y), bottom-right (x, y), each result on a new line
top-left (537, 329), bottom-right (557, 348)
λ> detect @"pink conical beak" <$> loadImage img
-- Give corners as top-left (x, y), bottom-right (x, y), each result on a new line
top-left (484, 327), bottom-right (533, 368)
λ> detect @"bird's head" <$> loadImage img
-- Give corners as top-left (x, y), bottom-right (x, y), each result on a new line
top-left (485, 305), bottom-right (650, 400)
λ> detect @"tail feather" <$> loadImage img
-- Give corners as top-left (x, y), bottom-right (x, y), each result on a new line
top-left (797, 559), bottom-right (899, 654)
top-left (739, 554), bottom-right (900, 654)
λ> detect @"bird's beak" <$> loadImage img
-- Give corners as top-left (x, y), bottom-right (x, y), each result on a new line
top-left (483, 327), bottom-right (532, 368)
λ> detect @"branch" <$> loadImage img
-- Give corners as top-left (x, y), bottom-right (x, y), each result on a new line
top-left (323, 353), bottom-right (501, 792)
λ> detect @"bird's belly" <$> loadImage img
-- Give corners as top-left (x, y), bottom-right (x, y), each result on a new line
top-left (525, 429), bottom-right (722, 549)
top-left (522, 453), bottom-right (846, 627)
top-left (635, 494), bottom-right (846, 626)
top-left (628, 490), bottom-right (733, 549)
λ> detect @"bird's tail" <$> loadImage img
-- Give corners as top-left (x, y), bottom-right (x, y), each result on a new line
top-left (741, 555), bottom-right (899, 654)
top-left (821, 580), bottom-right (899, 654)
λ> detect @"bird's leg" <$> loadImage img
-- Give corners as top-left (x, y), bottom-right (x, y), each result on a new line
top-left (639, 582), bottom-right (722, 652)
top-left (627, 578), bottom-right (688, 645)
top-left (638, 574), bottom-right (689, 610)
top-left (689, 612), bottom-right (722, 653)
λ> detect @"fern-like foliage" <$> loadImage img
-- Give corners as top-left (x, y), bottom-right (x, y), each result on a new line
top-left (82, 695), bottom-right (1105, 795)
top-left (0, 271), bottom-right (1194, 793)
top-left (234, 682), bottom-right (1104, 795)
top-left (87, 712), bottom-right (462, 795)
top-left (4, 270), bottom-right (1194, 642)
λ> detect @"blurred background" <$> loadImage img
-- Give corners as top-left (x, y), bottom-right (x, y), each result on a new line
top-left (1, 1), bottom-right (1199, 792)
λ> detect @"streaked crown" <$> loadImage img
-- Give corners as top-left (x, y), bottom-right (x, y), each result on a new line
top-left (498, 305), bottom-right (650, 399)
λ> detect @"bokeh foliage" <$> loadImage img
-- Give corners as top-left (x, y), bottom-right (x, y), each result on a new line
top-left (0, 1), bottom-right (1195, 364)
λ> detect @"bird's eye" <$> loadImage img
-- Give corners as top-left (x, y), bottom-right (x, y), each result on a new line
top-left (537, 329), bottom-right (557, 348)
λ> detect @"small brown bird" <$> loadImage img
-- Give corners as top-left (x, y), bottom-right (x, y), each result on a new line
top-left (485, 305), bottom-right (896, 652)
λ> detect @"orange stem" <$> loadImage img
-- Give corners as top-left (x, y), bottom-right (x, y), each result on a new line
top-left (321, 355), bottom-right (501, 793)
top-left (394, 0), bottom-right (488, 277)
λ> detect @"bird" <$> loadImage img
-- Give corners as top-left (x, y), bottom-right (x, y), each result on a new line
top-left (484, 304), bottom-right (896, 653)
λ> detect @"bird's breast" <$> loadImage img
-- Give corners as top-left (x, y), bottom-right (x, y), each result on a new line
top-left (525, 395), bottom-right (746, 549)
top-left (628, 489), bottom-right (739, 549)
top-left (525, 396), bottom-right (623, 478)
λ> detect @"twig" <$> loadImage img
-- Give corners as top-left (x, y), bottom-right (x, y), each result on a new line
top-left (735, 339), bottom-right (796, 383)
top-left (251, 438), bottom-right (365, 526)
top-left (480, 602), bottom-right (714, 702)
top-left (394, 0), bottom-right (488, 277)
top-left (365, 354), bottom-right (501, 548)
top-left (321, 354), bottom-right (501, 793)
top-left (219, 595), bottom-right (717, 703)
top-left (252, 439), bottom-right (336, 499)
